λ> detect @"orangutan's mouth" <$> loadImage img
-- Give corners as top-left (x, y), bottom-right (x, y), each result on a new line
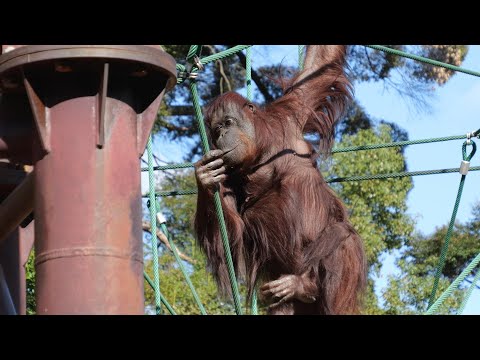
top-left (222, 144), bottom-right (239, 155)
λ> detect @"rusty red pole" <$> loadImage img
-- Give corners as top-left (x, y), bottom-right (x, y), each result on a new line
top-left (0, 45), bottom-right (176, 314)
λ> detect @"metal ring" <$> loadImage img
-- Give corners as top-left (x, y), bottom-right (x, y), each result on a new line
top-left (193, 55), bottom-right (204, 71)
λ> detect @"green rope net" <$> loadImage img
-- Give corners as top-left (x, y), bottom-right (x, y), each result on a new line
top-left (144, 45), bottom-right (480, 315)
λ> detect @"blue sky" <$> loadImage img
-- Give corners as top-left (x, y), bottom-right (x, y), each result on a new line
top-left (353, 45), bottom-right (480, 315)
top-left (143, 45), bottom-right (480, 314)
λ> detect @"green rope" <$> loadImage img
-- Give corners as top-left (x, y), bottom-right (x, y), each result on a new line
top-left (427, 173), bottom-right (466, 308)
top-left (457, 267), bottom-right (480, 315)
top-left (366, 45), bottom-right (480, 78)
top-left (144, 272), bottom-right (176, 315)
top-left (427, 141), bottom-right (477, 309)
top-left (332, 134), bottom-right (474, 153)
top-left (159, 222), bottom-right (207, 315)
top-left (141, 162), bottom-right (194, 172)
top-left (176, 64), bottom-right (187, 84)
top-left (186, 45), bottom-right (202, 61)
top-left (141, 131), bottom-right (480, 172)
top-left (246, 47), bottom-right (253, 102)
top-left (199, 45), bottom-right (252, 67)
top-left (147, 135), bottom-right (162, 315)
top-left (152, 189), bottom-right (198, 197)
top-left (190, 81), bottom-right (243, 315)
top-left (251, 287), bottom-right (258, 315)
top-left (245, 46), bottom-right (258, 315)
top-left (298, 45), bottom-right (305, 71)
top-left (149, 166), bottom-right (480, 198)
top-left (328, 165), bottom-right (480, 183)
top-left (156, 44), bottom-right (480, 315)
top-left (425, 251), bottom-right (480, 315)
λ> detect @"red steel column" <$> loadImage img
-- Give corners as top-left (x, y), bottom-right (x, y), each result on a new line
top-left (34, 96), bottom-right (147, 314)
top-left (0, 45), bottom-right (176, 314)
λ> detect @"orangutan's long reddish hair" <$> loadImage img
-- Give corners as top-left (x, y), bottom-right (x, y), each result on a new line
top-left (195, 45), bottom-right (366, 314)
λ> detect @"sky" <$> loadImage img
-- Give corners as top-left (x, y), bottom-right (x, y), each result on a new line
top-left (142, 45), bottom-right (480, 314)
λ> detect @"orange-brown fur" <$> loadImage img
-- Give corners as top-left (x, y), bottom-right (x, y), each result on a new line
top-left (194, 46), bottom-right (366, 314)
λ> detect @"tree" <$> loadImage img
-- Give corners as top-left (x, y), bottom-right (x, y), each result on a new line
top-left (329, 124), bottom-right (415, 314)
top-left (24, 45), bottom-right (472, 314)
top-left (142, 45), bottom-right (472, 314)
top-left (155, 45), bottom-right (469, 159)
top-left (144, 169), bottom-right (265, 314)
top-left (25, 251), bottom-right (35, 315)
top-left (145, 123), bottom-right (416, 314)
top-left (383, 202), bottom-right (480, 314)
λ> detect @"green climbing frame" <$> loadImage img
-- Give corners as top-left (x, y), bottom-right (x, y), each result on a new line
top-left (143, 45), bottom-right (480, 315)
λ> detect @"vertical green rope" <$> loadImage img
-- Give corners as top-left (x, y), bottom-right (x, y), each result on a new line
top-left (427, 173), bottom-right (466, 308)
top-left (159, 222), bottom-right (207, 314)
top-left (245, 46), bottom-right (258, 315)
top-left (144, 272), bottom-right (176, 315)
top-left (426, 251), bottom-right (480, 314)
top-left (457, 268), bottom-right (480, 314)
top-left (190, 81), bottom-right (243, 315)
top-left (186, 45), bottom-right (202, 61)
top-left (147, 135), bottom-right (162, 314)
top-left (251, 287), bottom-right (258, 315)
top-left (298, 45), bottom-right (305, 70)
top-left (246, 47), bottom-right (253, 102)
top-left (427, 141), bottom-right (477, 309)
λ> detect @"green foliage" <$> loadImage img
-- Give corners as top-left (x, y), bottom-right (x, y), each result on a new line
top-left (328, 124), bottom-right (415, 314)
top-left (143, 170), bottom-right (268, 314)
top-left (144, 254), bottom-right (237, 315)
top-left (330, 124), bottom-right (415, 269)
top-left (144, 253), bottom-right (264, 315)
top-left (146, 120), bottom-right (478, 315)
top-left (147, 44), bottom-right (477, 315)
top-left (362, 278), bottom-right (385, 315)
top-left (157, 45), bottom-right (469, 160)
top-left (145, 124), bottom-right (415, 315)
top-left (25, 250), bottom-right (35, 315)
top-left (23, 45), bottom-right (476, 315)
top-left (382, 263), bottom-right (462, 314)
top-left (382, 203), bottom-right (480, 314)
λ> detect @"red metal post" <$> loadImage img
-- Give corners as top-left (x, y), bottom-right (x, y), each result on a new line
top-left (0, 45), bottom-right (176, 314)
top-left (33, 97), bottom-right (147, 314)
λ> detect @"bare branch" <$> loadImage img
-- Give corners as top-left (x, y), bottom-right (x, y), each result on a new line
top-left (203, 45), bottom-right (232, 95)
top-left (364, 46), bottom-right (381, 78)
top-left (169, 105), bottom-right (194, 116)
top-left (142, 220), bottom-right (196, 264)
top-left (217, 59), bottom-right (232, 93)
top-left (464, 277), bottom-right (480, 291)
top-left (157, 118), bottom-right (192, 134)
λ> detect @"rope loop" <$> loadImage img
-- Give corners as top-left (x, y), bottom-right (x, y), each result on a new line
top-left (462, 140), bottom-right (476, 161)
